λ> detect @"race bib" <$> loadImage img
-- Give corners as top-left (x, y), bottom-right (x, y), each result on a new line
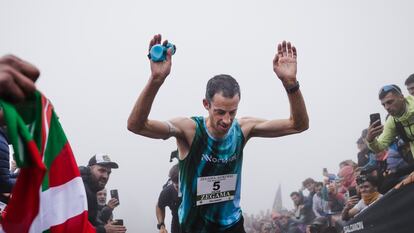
top-left (196, 174), bottom-right (237, 206)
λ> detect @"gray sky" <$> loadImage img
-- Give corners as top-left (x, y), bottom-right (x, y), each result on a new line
top-left (1, 0), bottom-right (413, 232)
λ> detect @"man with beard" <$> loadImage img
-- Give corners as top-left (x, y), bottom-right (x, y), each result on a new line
top-left (80, 154), bottom-right (126, 233)
top-left (367, 85), bottom-right (414, 188)
top-left (290, 191), bottom-right (315, 229)
top-left (127, 34), bottom-right (309, 233)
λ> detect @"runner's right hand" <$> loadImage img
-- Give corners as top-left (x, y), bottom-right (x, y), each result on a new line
top-left (148, 34), bottom-right (172, 83)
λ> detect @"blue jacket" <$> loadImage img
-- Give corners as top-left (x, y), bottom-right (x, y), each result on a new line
top-left (0, 128), bottom-right (15, 194)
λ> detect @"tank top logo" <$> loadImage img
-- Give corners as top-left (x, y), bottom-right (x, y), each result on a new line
top-left (201, 153), bottom-right (238, 164)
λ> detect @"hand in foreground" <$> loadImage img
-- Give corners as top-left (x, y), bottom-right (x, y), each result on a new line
top-left (104, 221), bottom-right (127, 233)
top-left (0, 54), bottom-right (39, 102)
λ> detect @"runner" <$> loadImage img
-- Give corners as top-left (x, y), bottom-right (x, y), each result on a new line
top-left (128, 34), bottom-right (309, 233)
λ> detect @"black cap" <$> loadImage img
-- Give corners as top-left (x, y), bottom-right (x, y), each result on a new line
top-left (88, 153), bottom-right (119, 169)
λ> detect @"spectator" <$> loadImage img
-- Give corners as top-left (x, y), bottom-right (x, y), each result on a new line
top-left (80, 154), bottom-right (126, 233)
top-left (337, 165), bottom-right (356, 195)
top-left (96, 188), bottom-right (119, 226)
top-left (367, 84), bottom-right (414, 188)
top-left (312, 182), bottom-right (327, 217)
top-left (156, 164), bottom-right (180, 233)
top-left (341, 175), bottom-right (382, 221)
top-left (277, 214), bottom-right (303, 233)
top-left (290, 191), bottom-right (315, 228)
top-left (302, 178), bottom-right (316, 209)
top-left (405, 74), bottom-right (414, 96)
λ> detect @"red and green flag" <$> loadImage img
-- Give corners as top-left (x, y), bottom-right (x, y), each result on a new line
top-left (0, 91), bottom-right (95, 233)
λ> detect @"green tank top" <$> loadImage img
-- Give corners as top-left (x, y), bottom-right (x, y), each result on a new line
top-left (178, 116), bottom-right (245, 233)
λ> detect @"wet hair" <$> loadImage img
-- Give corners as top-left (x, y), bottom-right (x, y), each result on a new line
top-left (169, 164), bottom-right (179, 184)
top-left (378, 84), bottom-right (403, 99)
top-left (205, 74), bottom-right (241, 103)
top-left (405, 74), bottom-right (414, 86)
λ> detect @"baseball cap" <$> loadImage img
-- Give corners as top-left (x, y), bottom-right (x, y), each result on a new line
top-left (88, 153), bottom-right (119, 169)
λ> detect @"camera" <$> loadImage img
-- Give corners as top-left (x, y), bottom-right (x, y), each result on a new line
top-left (149, 42), bottom-right (176, 62)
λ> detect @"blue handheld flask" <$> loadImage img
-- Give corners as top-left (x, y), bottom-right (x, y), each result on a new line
top-left (149, 42), bottom-right (176, 62)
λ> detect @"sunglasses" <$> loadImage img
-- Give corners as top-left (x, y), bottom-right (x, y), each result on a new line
top-left (379, 85), bottom-right (402, 96)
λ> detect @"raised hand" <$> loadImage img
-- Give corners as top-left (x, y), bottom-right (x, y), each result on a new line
top-left (149, 34), bottom-right (172, 83)
top-left (273, 41), bottom-right (297, 86)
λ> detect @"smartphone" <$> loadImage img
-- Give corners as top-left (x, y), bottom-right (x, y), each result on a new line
top-left (348, 187), bottom-right (358, 197)
top-left (369, 113), bottom-right (381, 127)
top-left (113, 219), bottom-right (123, 226)
top-left (110, 189), bottom-right (119, 204)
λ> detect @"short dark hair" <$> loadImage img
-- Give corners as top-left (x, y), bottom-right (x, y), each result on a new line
top-left (205, 74), bottom-right (240, 103)
top-left (356, 174), bottom-right (378, 187)
top-left (302, 178), bottom-right (315, 187)
top-left (405, 74), bottom-right (414, 86)
top-left (378, 84), bottom-right (403, 99)
top-left (290, 191), bottom-right (301, 197)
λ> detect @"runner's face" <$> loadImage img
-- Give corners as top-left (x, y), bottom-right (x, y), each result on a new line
top-left (203, 93), bottom-right (240, 138)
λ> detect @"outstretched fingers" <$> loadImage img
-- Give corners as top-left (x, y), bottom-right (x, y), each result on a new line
top-left (282, 40), bottom-right (287, 57)
top-left (292, 46), bottom-right (297, 59)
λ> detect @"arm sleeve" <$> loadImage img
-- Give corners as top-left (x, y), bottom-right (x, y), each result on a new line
top-left (368, 117), bottom-right (397, 153)
top-left (96, 225), bottom-right (106, 233)
top-left (98, 206), bottom-right (113, 224)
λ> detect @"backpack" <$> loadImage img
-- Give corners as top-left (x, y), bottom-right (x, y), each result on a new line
top-left (394, 119), bottom-right (414, 164)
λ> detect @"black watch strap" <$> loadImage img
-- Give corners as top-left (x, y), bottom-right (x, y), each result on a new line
top-left (157, 222), bottom-right (165, 230)
top-left (285, 81), bottom-right (300, 94)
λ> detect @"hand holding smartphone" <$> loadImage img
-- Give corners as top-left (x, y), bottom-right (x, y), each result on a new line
top-left (369, 113), bottom-right (381, 127)
top-left (110, 189), bottom-right (119, 205)
top-left (113, 219), bottom-right (124, 226)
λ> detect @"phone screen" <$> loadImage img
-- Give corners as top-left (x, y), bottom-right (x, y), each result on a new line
top-left (369, 113), bottom-right (381, 126)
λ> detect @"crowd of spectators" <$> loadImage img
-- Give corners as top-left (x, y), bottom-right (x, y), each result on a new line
top-left (243, 75), bottom-right (414, 233)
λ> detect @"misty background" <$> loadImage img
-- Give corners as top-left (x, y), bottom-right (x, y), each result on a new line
top-left (1, 0), bottom-right (413, 232)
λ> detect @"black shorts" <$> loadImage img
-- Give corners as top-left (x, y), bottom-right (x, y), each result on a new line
top-left (181, 216), bottom-right (246, 233)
